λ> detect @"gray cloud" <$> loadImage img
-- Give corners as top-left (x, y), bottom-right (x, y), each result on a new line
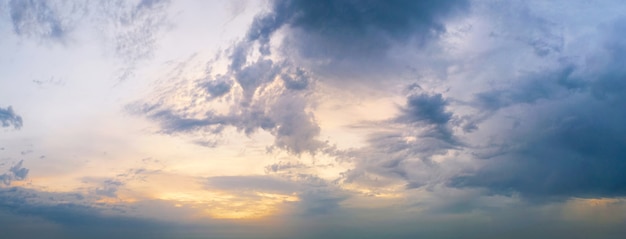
top-left (334, 90), bottom-right (464, 190)
top-left (473, 66), bottom-right (582, 111)
top-left (268, 93), bottom-right (325, 154)
top-left (126, 17), bottom-right (325, 153)
top-left (3, 190), bottom-right (623, 239)
top-left (201, 76), bottom-right (232, 99)
top-left (485, 1), bottom-right (565, 58)
top-left (0, 106), bottom-right (23, 129)
top-left (0, 160), bottom-right (29, 186)
top-left (134, 0), bottom-right (471, 155)
top-left (96, 0), bottom-right (170, 63)
top-left (7, 0), bottom-right (626, 237)
top-left (397, 92), bottom-right (459, 144)
top-left (294, 188), bottom-right (347, 216)
top-left (265, 161), bottom-right (310, 173)
top-left (451, 95), bottom-right (626, 199)
top-left (206, 175), bottom-right (299, 194)
top-left (140, 107), bottom-right (229, 134)
top-left (0, 186), bottom-right (302, 239)
top-left (3, 0), bottom-right (171, 84)
top-left (131, 0), bottom-right (626, 210)
top-left (233, 57), bottom-right (280, 105)
top-left (134, 74), bottom-right (324, 154)
top-left (248, 0), bottom-right (469, 58)
top-left (449, 17), bottom-right (626, 200)
top-left (0, 187), bottom-right (194, 239)
top-left (400, 93), bottom-right (452, 125)
top-left (94, 179), bottom-right (123, 198)
top-left (339, 130), bottom-right (456, 191)
top-left (7, 0), bottom-right (78, 40)
top-left (280, 67), bottom-right (310, 90)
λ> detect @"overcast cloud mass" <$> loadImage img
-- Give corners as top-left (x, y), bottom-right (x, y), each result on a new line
top-left (1, 0), bottom-right (626, 238)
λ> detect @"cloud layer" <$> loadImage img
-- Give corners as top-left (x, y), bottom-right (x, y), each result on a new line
top-left (2, 0), bottom-right (626, 238)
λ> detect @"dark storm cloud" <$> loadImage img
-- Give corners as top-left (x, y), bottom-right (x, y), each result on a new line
top-left (0, 106), bottom-right (23, 129)
top-left (449, 18), bottom-right (626, 200)
top-left (248, 0), bottom-right (469, 58)
top-left (397, 92), bottom-right (458, 144)
top-left (400, 93), bottom-right (452, 125)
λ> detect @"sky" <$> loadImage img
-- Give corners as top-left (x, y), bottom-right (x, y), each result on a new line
top-left (1, 0), bottom-right (626, 238)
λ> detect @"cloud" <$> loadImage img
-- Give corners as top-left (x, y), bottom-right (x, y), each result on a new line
top-left (265, 161), bottom-right (310, 173)
top-left (481, 1), bottom-right (565, 58)
top-left (94, 180), bottom-right (123, 198)
top-left (331, 89), bottom-right (465, 191)
top-left (6, 0), bottom-right (626, 237)
top-left (7, 0), bottom-right (80, 40)
top-left (129, 0), bottom-right (475, 158)
top-left (248, 0), bottom-right (469, 58)
top-left (396, 92), bottom-right (459, 144)
top-left (338, 130), bottom-right (456, 191)
top-left (448, 17), bottom-right (626, 200)
top-left (3, 0), bottom-right (171, 83)
top-left (400, 93), bottom-right (452, 125)
top-left (239, 0), bottom-right (473, 85)
top-left (139, 107), bottom-right (229, 134)
top-left (201, 76), bottom-right (232, 99)
top-left (134, 0), bottom-right (471, 155)
top-left (96, 0), bottom-right (171, 62)
top-left (280, 67), bottom-right (310, 90)
top-left (0, 160), bottom-right (29, 186)
top-left (472, 66), bottom-right (581, 111)
top-left (451, 94), bottom-right (626, 199)
top-left (294, 188), bottom-right (348, 216)
top-left (206, 175), bottom-right (299, 193)
top-left (0, 187), bottom-right (189, 239)
top-left (267, 93), bottom-right (325, 154)
top-left (133, 68), bottom-right (324, 154)
top-left (0, 106), bottom-right (23, 129)
top-left (0, 186), bottom-right (293, 239)
top-left (131, 0), bottom-right (626, 210)
top-left (232, 56), bottom-right (280, 104)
